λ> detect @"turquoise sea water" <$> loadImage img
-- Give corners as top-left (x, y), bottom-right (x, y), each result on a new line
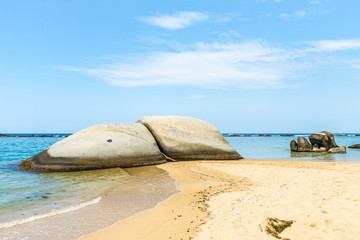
top-left (225, 134), bottom-right (360, 162)
top-left (0, 133), bottom-right (360, 238)
top-left (0, 136), bottom-right (178, 239)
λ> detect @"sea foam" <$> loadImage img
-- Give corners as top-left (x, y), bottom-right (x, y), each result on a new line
top-left (0, 197), bottom-right (102, 230)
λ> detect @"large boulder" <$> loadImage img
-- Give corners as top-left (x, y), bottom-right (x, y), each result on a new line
top-left (321, 131), bottom-right (338, 148)
top-left (309, 132), bottom-right (329, 149)
top-left (297, 136), bottom-right (312, 152)
top-left (20, 123), bottom-right (166, 171)
top-left (309, 131), bottom-right (338, 150)
top-left (137, 116), bottom-right (242, 160)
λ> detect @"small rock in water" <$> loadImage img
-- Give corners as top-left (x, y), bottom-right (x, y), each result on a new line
top-left (107, 139), bottom-right (112, 143)
top-left (349, 144), bottom-right (360, 149)
top-left (41, 195), bottom-right (49, 199)
top-left (328, 146), bottom-right (346, 154)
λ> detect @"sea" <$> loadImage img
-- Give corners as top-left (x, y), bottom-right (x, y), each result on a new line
top-left (1, 133), bottom-right (360, 239)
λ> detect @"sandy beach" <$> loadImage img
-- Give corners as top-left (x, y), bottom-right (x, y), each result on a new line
top-left (78, 160), bottom-right (360, 240)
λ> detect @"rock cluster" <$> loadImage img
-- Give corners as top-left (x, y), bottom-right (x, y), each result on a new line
top-left (290, 131), bottom-right (346, 154)
top-left (20, 116), bottom-right (242, 172)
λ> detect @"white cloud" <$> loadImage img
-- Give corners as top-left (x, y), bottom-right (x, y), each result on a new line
top-left (63, 39), bottom-right (360, 90)
top-left (64, 41), bottom-right (300, 90)
top-left (140, 11), bottom-right (209, 30)
top-left (306, 39), bottom-right (360, 52)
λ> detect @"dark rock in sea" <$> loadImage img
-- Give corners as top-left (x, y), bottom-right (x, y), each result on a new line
top-left (356, 134), bottom-right (360, 136)
top-left (323, 131), bottom-right (338, 148)
top-left (290, 140), bottom-right (298, 152)
top-left (258, 134), bottom-right (271, 137)
top-left (309, 132), bottom-right (329, 149)
top-left (334, 134), bottom-right (346, 136)
top-left (280, 134), bottom-right (295, 137)
top-left (290, 131), bottom-right (344, 154)
top-left (309, 131), bottom-right (338, 150)
top-left (296, 136), bottom-right (312, 152)
top-left (349, 144), bottom-right (360, 149)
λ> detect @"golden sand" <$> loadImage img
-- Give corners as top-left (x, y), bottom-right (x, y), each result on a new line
top-left (79, 160), bottom-right (360, 240)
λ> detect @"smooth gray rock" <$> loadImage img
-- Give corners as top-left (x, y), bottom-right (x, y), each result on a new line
top-left (297, 136), bottom-right (312, 152)
top-left (328, 146), bottom-right (346, 154)
top-left (290, 140), bottom-right (298, 152)
top-left (137, 116), bottom-right (242, 161)
top-left (20, 123), bottom-right (166, 171)
top-left (349, 144), bottom-right (360, 149)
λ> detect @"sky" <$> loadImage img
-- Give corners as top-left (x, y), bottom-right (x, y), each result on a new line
top-left (1, 0), bottom-right (360, 133)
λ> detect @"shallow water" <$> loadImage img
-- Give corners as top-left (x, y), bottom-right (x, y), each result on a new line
top-left (0, 136), bottom-right (178, 239)
top-left (0, 165), bottom-right (178, 240)
top-left (226, 134), bottom-right (360, 161)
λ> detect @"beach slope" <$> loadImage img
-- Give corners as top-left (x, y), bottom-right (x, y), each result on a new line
top-left (79, 160), bottom-right (360, 240)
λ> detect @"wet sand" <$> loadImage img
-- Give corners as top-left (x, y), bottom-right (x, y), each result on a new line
top-left (0, 166), bottom-right (178, 240)
top-left (79, 160), bottom-right (360, 240)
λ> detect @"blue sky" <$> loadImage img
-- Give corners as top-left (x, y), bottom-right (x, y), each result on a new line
top-left (1, 0), bottom-right (360, 133)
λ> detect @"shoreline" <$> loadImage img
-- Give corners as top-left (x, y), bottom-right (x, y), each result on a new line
top-left (0, 165), bottom-right (178, 240)
top-left (79, 160), bottom-right (248, 240)
top-left (79, 159), bottom-right (360, 240)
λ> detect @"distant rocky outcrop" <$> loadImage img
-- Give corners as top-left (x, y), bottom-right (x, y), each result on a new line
top-left (0, 134), bottom-right (69, 138)
top-left (137, 116), bottom-right (242, 161)
top-left (291, 131), bottom-right (346, 154)
top-left (349, 144), bottom-right (360, 149)
top-left (228, 134), bottom-right (246, 137)
top-left (20, 116), bottom-right (242, 172)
